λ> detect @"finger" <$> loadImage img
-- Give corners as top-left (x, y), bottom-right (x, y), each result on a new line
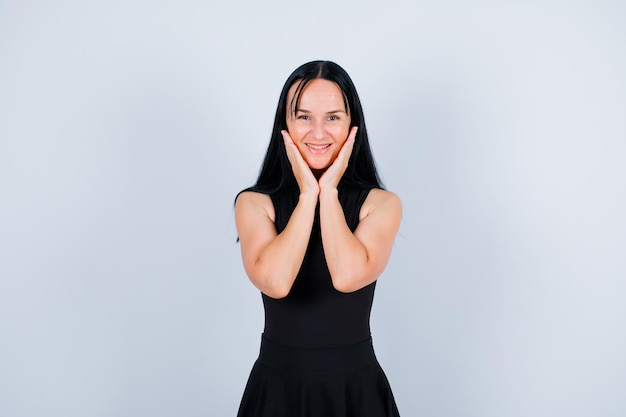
top-left (282, 130), bottom-right (313, 176)
top-left (319, 128), bottom-right (356, 188)
top-left (282, 130), bottom-right (304, 166)
top-left (281, 129), bottom-right (293, 143)
top-left (336, 126), bottom-right (357, 162)
top-left (282, 131), bottom-right (319, 194)
top-left (281, 130), bottom-right (295, 151)
top-left (281, 130), bottom-right (298, 163)
top-left (347, 126), bottom-right (358, 143)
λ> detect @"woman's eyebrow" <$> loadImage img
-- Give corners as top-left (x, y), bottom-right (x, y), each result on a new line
top-left (296, 108), bottom-right (346, 114)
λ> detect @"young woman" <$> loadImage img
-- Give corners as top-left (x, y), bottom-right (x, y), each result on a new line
top-left (235, 60), bottom-right (402, 417)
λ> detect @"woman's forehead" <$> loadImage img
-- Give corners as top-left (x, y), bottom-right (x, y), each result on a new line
top-left (287, 79), bottom-right (347, 112)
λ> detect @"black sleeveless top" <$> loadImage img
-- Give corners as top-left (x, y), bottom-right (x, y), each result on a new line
top-left (262, 185), bottom-right (377, 349)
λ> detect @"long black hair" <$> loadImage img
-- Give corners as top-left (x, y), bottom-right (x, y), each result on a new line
top-left (243, 60), bottom-right (382, 195)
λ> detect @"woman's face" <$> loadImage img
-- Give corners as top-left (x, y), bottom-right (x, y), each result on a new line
top-left (285, 78), bottom-right (351, 175)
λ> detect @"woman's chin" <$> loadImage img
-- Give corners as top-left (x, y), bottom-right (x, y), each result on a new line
top-left (306, 156), bottom-right (337, 171)
top-left (306, 161), bottom-right (329, 171)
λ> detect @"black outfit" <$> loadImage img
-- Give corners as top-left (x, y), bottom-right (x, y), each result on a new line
top-left (237, 185), bottom-right (400, 417)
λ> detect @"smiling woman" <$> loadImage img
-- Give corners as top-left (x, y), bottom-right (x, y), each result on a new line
top-left (234, 60), bottom-right (402, 417)
top-left (285, 78), bottom-right (351, 175)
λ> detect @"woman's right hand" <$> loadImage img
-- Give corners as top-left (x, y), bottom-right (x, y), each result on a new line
top-left (282, 130), bottom-right (319, 197)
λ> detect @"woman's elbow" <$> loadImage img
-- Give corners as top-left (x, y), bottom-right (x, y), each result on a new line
top-left (250, 272), bottom-right (292, 299)
top-left (260, 284), bottom-right (291, 299)
top-left (331, 273), bottom-right (373, 293)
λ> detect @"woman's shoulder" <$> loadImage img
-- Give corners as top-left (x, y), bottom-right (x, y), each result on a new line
top-left (367, 188), bottom-right (401, 203)
top-left (360, 188), bottom-right (402, 220)
top-left (236, 188), bottom-right (269, 199)
top-left (235, 190), bottom-right (275, 222)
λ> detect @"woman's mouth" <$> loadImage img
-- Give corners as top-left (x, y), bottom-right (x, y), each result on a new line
top-left (306, 143), bottom-right (331, 154)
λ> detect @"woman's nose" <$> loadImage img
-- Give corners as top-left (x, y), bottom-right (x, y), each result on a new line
top-left (312, 120), bottom-right (325, 139)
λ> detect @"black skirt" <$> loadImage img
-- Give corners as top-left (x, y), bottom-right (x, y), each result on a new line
top-left (237, 335), bottom-right (401, 417)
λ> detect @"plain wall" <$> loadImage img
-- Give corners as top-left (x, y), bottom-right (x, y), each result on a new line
top-left (1, 1), bottom-right (624, 416)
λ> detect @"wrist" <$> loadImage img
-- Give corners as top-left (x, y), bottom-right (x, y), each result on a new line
top-left (298, 190), bottom-right (319, 204)
top-left (319, 186), bottom-right (339, 200)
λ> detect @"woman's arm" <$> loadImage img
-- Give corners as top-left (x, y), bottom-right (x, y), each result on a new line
top-left (319, 188), bottom-right (402, 293)
top-left (316, 127), bottom-right (401, 292)
top-left (235, 190), bottom-right (318, 299)
top-left (235, 130), bottom-right (321, 299)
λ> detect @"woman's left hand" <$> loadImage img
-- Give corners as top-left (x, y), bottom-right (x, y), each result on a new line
top-left (319, 126), bottom-right (357, 191)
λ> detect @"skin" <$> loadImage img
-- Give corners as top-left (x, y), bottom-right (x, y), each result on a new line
top-left (235, 79), bottom-right (402, 298)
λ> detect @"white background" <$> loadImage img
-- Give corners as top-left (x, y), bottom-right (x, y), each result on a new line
top-left (1, 1), bottom-right (625, 416)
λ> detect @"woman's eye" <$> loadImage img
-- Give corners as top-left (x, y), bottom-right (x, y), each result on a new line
top-left (297, 114), bottom-right (309, 120)
top-left (328, 115), bottom-right (338, 121)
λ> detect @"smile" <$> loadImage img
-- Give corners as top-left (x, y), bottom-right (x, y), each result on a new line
top-left (306, 143), bottom-right (331, 152)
